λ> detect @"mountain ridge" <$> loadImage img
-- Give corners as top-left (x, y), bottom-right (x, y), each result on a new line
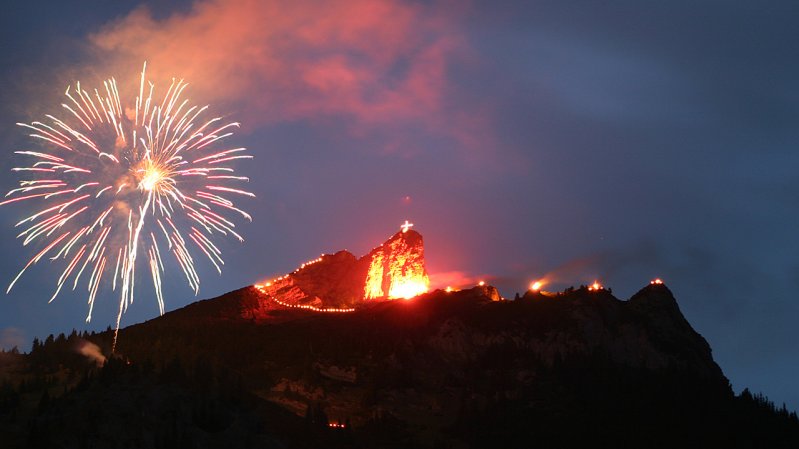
top-left (2, 229), bottom-right (798, 448)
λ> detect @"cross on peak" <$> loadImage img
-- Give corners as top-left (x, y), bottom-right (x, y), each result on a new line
top-left (400, 220), bottom-right (414, 233)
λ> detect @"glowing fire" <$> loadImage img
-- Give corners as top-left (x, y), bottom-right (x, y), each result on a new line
top-left (388, 279), bottom-right (428, 300)
top-left (385, 249), bottom-right (428, 298)
top-left (363, 228), bottom-right (429, 300)
top-left (253, 283), bottom-right (355, 313)
top-left (257, 226), bottom-right (429, 311)
top-left (478, 281), bottom-right (485, 286)
top-left (650, 278), bottom-right (664, 285)
top-left (530, 281), bottom-right (543, 291)
top-left (587, 281), bottom-right (602, 291)
top-left (364, 252), bottom-right (386, 298)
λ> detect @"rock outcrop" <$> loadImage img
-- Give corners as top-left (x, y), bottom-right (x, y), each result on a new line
top-left (362, 230), bottom-right (428, 300)
top-left (257, 230), bottom-right (429, 310)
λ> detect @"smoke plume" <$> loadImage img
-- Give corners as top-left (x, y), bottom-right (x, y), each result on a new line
top-left (76, 339), bottom-right (107, 367)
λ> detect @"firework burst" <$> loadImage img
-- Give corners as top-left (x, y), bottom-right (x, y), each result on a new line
top-left (2, 63), bottom-right (253, 348)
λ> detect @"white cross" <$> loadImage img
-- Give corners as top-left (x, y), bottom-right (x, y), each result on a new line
top-left (400, 220), bottom-right (414, 233)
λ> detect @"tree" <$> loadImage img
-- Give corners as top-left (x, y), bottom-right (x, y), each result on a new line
top-left (37, 389), bottom-right (50, 410)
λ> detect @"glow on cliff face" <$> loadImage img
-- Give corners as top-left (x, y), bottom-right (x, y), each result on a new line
top-left (363, 242), bottom-right (430, 300)
top-left (388, 279), bottom-right (429, 299)
top-left (363, 226), bottom-right (429, 300)
top-left (364, 251), bottom-right (386, 298)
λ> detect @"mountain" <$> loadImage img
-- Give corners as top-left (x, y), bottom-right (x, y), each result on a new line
top-left (253, 228), bottom-right (429, 313)
top-left (1, 230), bottom-right (798, 448)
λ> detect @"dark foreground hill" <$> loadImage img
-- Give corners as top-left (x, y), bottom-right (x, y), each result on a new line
top-left (1, 283), bottom-right (798, 448)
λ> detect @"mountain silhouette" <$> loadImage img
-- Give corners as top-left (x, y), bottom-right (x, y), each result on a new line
top-left (2, 230), bottom-right (798, 448)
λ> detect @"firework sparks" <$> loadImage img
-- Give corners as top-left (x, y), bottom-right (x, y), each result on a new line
top-left (2, 63), bottom-right (253, 349)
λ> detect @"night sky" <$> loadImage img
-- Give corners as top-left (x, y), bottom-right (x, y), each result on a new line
top-left (1, 1), bottom-right (797, 410)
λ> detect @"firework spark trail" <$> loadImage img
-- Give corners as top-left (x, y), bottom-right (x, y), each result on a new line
top-left (3, 63), bottom-right (253, 351)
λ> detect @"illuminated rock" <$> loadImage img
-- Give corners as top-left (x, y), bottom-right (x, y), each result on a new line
top-left (256, 229), bottom-right (430, 311)
top-left (256, 250), bottom-right (364, 310)
top-left (363, 230), bottom-right (429, 300)
top-left (473, 284), bottom-right (501, 301)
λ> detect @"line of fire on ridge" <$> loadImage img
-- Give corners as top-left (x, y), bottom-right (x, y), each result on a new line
top-left (254, 274), bottom-right (668, 313)
top-left (253, 253), bottom-right (356, 313)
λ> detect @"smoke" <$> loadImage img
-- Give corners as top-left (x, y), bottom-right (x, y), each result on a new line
top-left (528, 241), bottom-right (665, 286)
top-left (429, 270), bottom-right (488, 289)
top-left (76, 339), bottom-right (106, 367)
top-left (432, 242), bottom-right (673, 295)
top-left (533, 256), bottom-right (601, 286)
top-left (81, 0), bottom-right (487, 154)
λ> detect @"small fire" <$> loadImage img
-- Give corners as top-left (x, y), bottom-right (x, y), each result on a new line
top-left (388, 279), bottom-right (429, 300)
top-left (530, 281), bottom-right (543, 291)
top-left (329, 422), bottom-right (346, 429)
top-left (650, 278), bottom-right (664, 285)
top-left (587, 281), bottom-right (602, 291)
top-left (253, 283), bottom-right (356, 313)
top-left (478, 281), bottom-right (485, 286)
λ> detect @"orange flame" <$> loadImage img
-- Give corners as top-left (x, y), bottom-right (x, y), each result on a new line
top-left (389, 279), bottom-right (429, 300)
top-left (364, 252), bottom-right (386, 299)
top-left (363, 230), bottom-right (429, 300)
top-left (530, 281), bottom-right (543, 291)
top-left (587, 281), bottom-right (602, 291)
top-left (650, 278), bottom-right (664, 285)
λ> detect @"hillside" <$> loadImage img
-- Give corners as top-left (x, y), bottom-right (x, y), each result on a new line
top-left (1, 228), bottom-right (798, 447)
top-left (48, 284), bottom-right (799, 447)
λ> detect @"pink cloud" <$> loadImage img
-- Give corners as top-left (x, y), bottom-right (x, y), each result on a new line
top-left (88, 0), bottom-right (487, 154)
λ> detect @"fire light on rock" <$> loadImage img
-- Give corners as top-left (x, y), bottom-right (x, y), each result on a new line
top-left (530, 281), bottom-right (543, 291)
top-left (364, 228), bottom-right (429, 300)
top-left (390, 279), bottom-right (429, 300)
top-left (253, 283), bottom-right (356, 313)
top-left (588, 281), bottom-right (603, 291)
top-left (478, 281), bottom-right (485, 287)
top-left (254, 226), bottom-right (430, 313)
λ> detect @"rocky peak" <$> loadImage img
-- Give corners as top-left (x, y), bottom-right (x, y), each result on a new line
top-left (362, 230), bottom-right (429, 300)
top-left (256, 228), bottom-right (429, 310)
